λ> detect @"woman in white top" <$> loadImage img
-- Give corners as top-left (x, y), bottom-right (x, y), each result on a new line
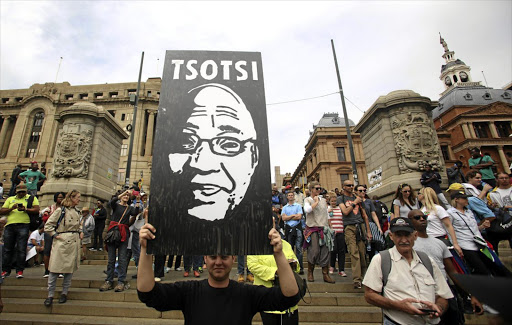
top-left (392, 183), bottom-right (420, 219)
top-left (418, 187), bottom-right (463, 257)
top-left (446, 192), bottom-right (511, 277)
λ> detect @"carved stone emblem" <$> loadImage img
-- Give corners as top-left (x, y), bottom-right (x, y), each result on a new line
top-left (391, 112), bottom-right (442, 173)
top-left (53, 125), bottom-right (93, 178)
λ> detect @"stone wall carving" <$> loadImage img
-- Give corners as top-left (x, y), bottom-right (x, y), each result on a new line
top-left (53, 124), bottom-right (93, 178)
top-left (391, 112), bottom-right (443, 173)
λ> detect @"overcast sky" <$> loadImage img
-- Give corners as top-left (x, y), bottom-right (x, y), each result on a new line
top-left (1, 1), bottom-right (511, 182)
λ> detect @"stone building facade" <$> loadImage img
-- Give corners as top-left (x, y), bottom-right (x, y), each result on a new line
top-left (432, 37), bottom-right (512, 174)
top-left (0, 78), bottom-right (162, 200)
top-left (289, 113), bottom-right (368, 191)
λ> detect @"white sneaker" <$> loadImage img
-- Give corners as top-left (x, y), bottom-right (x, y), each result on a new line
top-left (175, 267), bottom-right (182, 271)
top-left (89, 248), bottom-right (97, 251)
top-left (165, 267), bottom-right (170, 273)
top-left (483, 304), bottom-right (499, 314)
top-left (154, 277), bottom-right (161, 282)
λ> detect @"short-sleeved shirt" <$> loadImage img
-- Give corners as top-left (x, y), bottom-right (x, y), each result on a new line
top-left (392, 199), bottom-right (420, 219)
top-left (18, 170), bottom-right (46, 191)
top-left (27, 230), bottom-right (44, 248)
top-left (328, 206), bottom-right (344, 233)
top-left (362, 247), bottom-right (453, 325)
top-left (447, 207), bottom-right (483, 251)
top-left (468, 155), bottom-right (495, 180)
top-left (362, 199), bottom-right (376, 220)
top-left (281, 203), bottom-right (302, 227)
top-left (422, 205), bottom-right (451, 238)
top-left (2, 194), bottom-right (39, 226)
top-left (336, 195), bottom-right (363, 225)
top-left (414, 236), bottom-right (452, 279)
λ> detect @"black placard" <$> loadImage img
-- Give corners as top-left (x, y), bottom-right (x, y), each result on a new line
top-left (147, 51), bottom-right (273, 255)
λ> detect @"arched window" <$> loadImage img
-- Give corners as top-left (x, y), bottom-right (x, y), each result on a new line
top-left (25, 111), bottom-right (44, 158)
top-left (453, 75), bottom-right (458, 83)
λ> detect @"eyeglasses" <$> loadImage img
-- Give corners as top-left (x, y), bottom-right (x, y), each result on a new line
top-left (314, 187), bottom-right (322, 191)
top-left (412, 215), bottom-right (428, 220)
top-left (402, 190), bottom-right (411, 193)
top-left (357, 189), bottom-right (367, 193)
top-left (174, 132), bottom-right (255, 157)
top-left (345, 184), bottom-right (354, 187)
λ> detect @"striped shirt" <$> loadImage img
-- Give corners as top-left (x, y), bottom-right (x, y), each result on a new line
top-left (328, 207), bottom-right (344, 234)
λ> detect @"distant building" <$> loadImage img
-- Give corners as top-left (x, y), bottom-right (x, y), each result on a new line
top-left (290, 112), bottom-right (368, 191)
top-left (433, 36), bottom-right (512, 174)
top-left (0, 79), bottom-right (162, 193)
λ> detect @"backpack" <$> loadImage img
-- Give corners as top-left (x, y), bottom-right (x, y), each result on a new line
top-left (380, 249), bottom-right (434, 290)
top-left (27, 195), bottom-right (42, 231)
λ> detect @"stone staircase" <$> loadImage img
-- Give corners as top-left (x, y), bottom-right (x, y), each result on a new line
top-left (1, 243), bottom-right (509, 324)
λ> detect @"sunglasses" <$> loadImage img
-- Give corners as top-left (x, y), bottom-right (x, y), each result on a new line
top-left (412, 215), bottom-right (427, 220)
top-left (357, 189), bottom-right (367, 192)
top-left (314, 187), bottom-right (322, 191)
top-left (345, 184), bottom-right (354, 187)
top-left (402, 190), bottom-right (411, 193)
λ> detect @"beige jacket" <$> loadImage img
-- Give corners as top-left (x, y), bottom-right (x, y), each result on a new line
top-left (44, 207), bottom-right (82, 274)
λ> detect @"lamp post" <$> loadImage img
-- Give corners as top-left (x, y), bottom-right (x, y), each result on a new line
top-left (125, 51), bottom-right (144, 188)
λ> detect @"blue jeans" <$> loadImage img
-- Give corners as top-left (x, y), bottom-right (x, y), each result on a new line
top-left (131, 231), bottom-right (140, 267)
top-left (237, 255), bottom-right (252, 275)
top-left (106, 240), bottom-right (128, 282)
top-left (184, 255), bottom-right (202, 271)
top-left (286, 227), bottom-right (304, 271)
top-left (2, 223), bottom-right (30, 273)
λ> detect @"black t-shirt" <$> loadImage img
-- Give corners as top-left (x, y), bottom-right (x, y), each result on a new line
top-left (94, 207), bottom-right (107, 222)
top-left (420, 171), bottom-right (442, 193)
top-left (138, 279), bottom-right (300, 325)
top-left (109, 198), bottom-right (139, 225)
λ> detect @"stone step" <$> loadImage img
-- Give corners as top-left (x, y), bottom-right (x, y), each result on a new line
top-left (1, 277), bottom-right (364, 293)
top-left (0, 313), bottom-right (383, 325)
top-left (2, 285), bottom-right (371, 306)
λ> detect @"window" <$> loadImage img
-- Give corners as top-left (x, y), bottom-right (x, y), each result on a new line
top-left (15, 97), bottom-right (23, 102)
top-left (496, 122), bottom-right (511, 138)
top-left (147, 91), bottom-right (152, 97)
top-left (453, 75), bottom-right (458, 83)
top-left (441, 145), bottom-right (450, 161)
top-left (156, 92), bottom-right (160, 99)
top-left (340, 174), bottom-right (349, 184)
top-left (483, 92), bottom-right (492, 100)
top-left (25, 112), bottom-right (44, 158)
top-left (120, 144), bottom-right (128, 156)
top-left (128, 89), bottom-right (137, 96)
top-left (336, 147), bottom-right (346, 161)
top-left (502, 92), bottom-right (511, 99)
top-left (65, 94), bottom-right (74, 100)
top-left (94, 92), bottom-right (104, 99)
top-left (463, 93), bottom-right (473, 100)
top-left (2, 98), bottom-right (9, 104)
top-left (121, 113), bottom-right (126, 121)
top-left (80, 93), bottom-right (88, 100)
top-left (107, 110), bottom-right (116, 118)
top-left (110, 92), bottom-right (118, 98)
top-left (473, 122), bottom-right (489, 138)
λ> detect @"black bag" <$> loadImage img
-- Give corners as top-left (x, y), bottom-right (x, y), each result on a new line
top-left (27, 195), bottom-right (42, 231)
top-left (104, 226), bottom-right (121, 245)
top-left (104, 206), bottom-right (129, 245)
top-left (487, 208), bottom-right (512, 241)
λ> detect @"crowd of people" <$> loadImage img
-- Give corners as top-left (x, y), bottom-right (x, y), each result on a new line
top-left (0, 146), bottom-right (511, 324)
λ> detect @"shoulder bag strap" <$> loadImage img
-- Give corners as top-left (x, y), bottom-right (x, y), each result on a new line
top-left (453, 211), bottom-right (476, 236)
top-left (380, 249), bottom-right (392, 289)
top-left (117, 205), bottom-right (130, 226)
top-left (416, 251), bottom-right (434, 279)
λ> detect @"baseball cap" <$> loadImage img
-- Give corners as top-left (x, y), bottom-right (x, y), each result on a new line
top-left (446, 183), bottom-right (465, 192)
top-left (294, 186), bottom-right (299, 189)
top-left (16, 184), bottom-right (27, 193)
top-left (390, 217), bottom-right (415, 233)
top-left (450, 192), bottom-right (472, 200)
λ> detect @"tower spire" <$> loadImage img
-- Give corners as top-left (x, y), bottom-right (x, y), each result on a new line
top-left (439, 33), bottom-right (449, 53)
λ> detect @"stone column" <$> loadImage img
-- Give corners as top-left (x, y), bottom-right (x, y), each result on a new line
top-left (497, 146), bottom-right (511, 174)
top-left (39, 101), bottom-right (128, 208)
top-left (488, 122), bottom-right (499, 138)
top-left (461, 123), bottom-right (471, 138)
top-left (144, 111), bottom-right (156, 156)
top-left (0, 116), bottom-right (11, 155)
top-left (353, 90), bottom-right (441, 206)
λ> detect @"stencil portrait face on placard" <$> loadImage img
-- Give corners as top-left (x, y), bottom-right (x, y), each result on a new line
top-left (168, 83), bottom-right (259, 221)
top-left (148, 51), bottom-right (272, 256)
